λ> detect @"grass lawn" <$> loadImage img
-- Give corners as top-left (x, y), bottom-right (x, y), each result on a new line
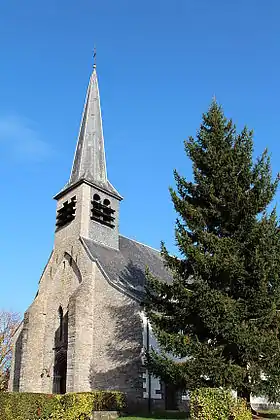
top-left (119, 408), bottom-right (280, 420)
top-left (120, 411), bottom-right (189, 420)
top-left (256, 409), bottom-right (280, 418)
top-left (120, 418), bottom-right (189, 420)
top-left (119, 409), bottom-right (280, 420)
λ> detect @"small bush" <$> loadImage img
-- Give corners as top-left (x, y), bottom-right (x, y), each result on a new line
top-left (58, 392), bottom-right (126, 420)
top-left (190, 388), bottom-right (252, 420)
top-left (0, 391), bottom-right (125, 420)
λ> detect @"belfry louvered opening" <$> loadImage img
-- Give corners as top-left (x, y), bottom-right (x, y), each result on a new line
top-left (91, 194), bottom-right (115, 228)
top-left (56, 196), bottom-right (77, 230)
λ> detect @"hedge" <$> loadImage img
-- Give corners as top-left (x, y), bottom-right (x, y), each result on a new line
top-left (190, 388), bottom-right (252, 420)
top-left (0, 391), bottom-right (125, 420)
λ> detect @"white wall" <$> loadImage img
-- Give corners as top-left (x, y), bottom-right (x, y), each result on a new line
top-left (141, 312), bottom-right (162, 399)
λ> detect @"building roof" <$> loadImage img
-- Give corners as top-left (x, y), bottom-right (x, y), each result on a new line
top-left (55, 67), bottom-right (121, 200)
top-left (81, 235), bottom-right (173, 300)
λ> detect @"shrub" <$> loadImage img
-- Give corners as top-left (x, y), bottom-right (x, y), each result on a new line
top-left (57, 391), bottom-right (126, 420)
top-left (0, 391), bottom-right (125, 420)
top-left (0, 392), bottom-right (60, 420)
top-left (190, 388), bottom-right (252, 420)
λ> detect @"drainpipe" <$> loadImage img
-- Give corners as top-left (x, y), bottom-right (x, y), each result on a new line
top-left (146, 319), bottom-right (152, 412)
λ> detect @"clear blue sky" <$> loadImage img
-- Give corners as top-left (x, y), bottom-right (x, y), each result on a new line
top-left (1, 0), bottom-right (280, 314)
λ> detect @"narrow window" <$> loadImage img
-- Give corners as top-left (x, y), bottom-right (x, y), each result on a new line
top-left (54, 307), bottom-right (68, 394)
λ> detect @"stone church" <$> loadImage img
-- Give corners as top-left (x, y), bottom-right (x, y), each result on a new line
top-left (8, 63), bottom-right (174, 409)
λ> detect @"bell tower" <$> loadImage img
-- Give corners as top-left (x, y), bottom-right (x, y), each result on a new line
top-left (54, 62), bottom-right (122, 250)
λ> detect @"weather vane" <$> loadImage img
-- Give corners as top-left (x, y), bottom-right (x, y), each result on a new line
top-left (93, 47), bottom-right (97, 69)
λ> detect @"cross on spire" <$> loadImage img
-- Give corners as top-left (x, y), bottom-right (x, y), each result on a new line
top-left (93, 47), bottom-right (97, 69)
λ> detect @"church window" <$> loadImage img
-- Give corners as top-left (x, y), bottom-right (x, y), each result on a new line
top-left (54, 307), bottom-right (68, 394)
top-left (56, 196), bottom-right (77, 230)
top-left (91, 194), bottom-right (115, 228)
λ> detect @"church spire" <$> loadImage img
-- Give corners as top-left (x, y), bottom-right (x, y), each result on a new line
top-left (69, 66), bottom-right (107, 186)
top-left (56, 62), bottom-right (121, 199)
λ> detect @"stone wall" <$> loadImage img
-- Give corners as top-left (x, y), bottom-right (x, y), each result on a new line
top-left (10, 232), bottom-right (92, 393)
top-left (89, 263), bottom-right (143, 406)
top-left (9, 230), bottom-right (145, 401)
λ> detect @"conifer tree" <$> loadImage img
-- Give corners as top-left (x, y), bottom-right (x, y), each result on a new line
top-left (145, 101), bottom-right (280, 403)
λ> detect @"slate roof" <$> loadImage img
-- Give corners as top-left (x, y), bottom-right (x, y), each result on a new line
top-left (55, 67), bottom-right (121, 200)
top-left (81, 235), bottom-right (173, 300)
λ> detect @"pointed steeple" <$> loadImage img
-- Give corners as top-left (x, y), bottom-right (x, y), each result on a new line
top-left (56, 65), bottom-right (121, 200)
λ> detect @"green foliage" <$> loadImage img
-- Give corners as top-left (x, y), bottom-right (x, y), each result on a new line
top-left (0, 391), bottom-right (125, 420)
top-left (145, 100), bottom-right (280, 402)
top-left (190, 388), bottom-right (251, 420)
top-left (58, 392), bottom-right (126, 420)
top-left (0, 392), bottom-right (60, 420)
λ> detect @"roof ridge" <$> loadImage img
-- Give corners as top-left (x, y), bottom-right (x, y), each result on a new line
top-left (119, 234), bottom-right (161, 253)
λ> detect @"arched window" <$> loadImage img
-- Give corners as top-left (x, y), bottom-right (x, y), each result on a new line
top-left (91, 194), bottom-right (116, 228)
top-left (54, 306), bottom-right (68, 394)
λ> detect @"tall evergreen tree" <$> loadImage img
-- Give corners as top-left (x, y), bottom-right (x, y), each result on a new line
top-left (145, 101), bottom-right (280, 403)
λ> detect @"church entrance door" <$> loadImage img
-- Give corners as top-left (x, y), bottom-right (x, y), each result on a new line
top-left (53, 347), bottom-right (67, 394)
top-left (165, 383), bottom-right (178, 410)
